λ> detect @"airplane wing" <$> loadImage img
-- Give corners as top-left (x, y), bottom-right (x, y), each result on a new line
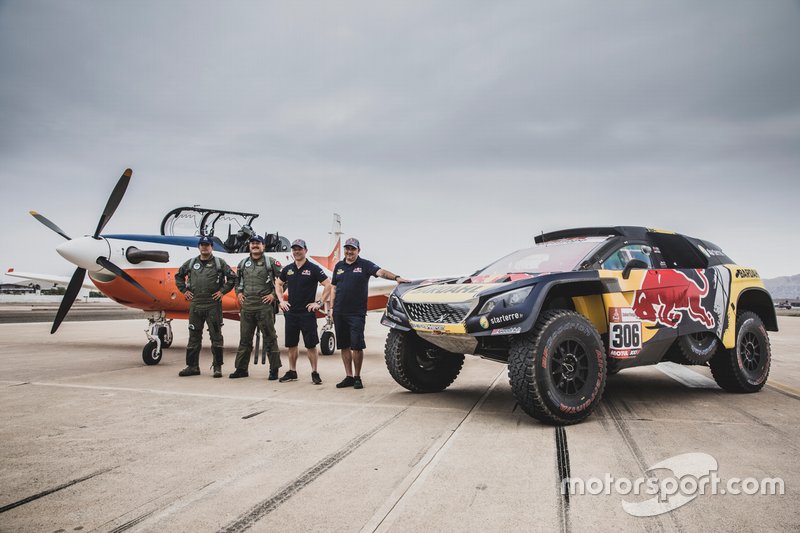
top-left (5, 268), bottom-right (96, 290)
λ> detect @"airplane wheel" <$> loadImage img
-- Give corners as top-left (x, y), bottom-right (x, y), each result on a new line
top-left (320, 331), bottom-right (335, 355)
top-left (142, 340), bottom-right (163, 365)
top-left (158, 326), bottom-right (173, 349)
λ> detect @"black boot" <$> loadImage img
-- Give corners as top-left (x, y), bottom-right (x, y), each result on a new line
top-left (212, 347), bottom-right (224, 378)
top-left (180, 349), bottom-right (201, 376)
top-left (229, 368), bottom-right (249, 378)
top-left (185, 348), bottom-right (200, 367)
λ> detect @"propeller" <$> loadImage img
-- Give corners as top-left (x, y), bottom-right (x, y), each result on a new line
top-left (94, 168), bottom-right (131, 238)
top-left (51, 267), bottom-right (87, 334)
top-left (29, 211), bottom-right (71, 240)
top-left (96, 257), bottom-right (156, 300)
top-left (30, 168), bottom-right (157, 333)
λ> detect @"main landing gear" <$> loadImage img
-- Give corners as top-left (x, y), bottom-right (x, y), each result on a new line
top-left (142, 312), bottom-right (173, 365)
top-left (320, 316), bottom-right (336, 356)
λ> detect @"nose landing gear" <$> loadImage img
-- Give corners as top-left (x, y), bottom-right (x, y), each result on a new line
top-left (142, 312), bottom-right (173, 365)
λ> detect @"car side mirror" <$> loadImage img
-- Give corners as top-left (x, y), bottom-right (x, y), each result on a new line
top-left (622, 259), bottom-right (649, 280)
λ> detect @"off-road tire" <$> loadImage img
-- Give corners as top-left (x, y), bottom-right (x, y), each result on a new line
top-left (710, 311), bottom-right (771, 393)
top-left (676, 332), bottom-right (718, 365)
top-left (142, 340), bottom-right (162, 365)
top-left (508, 310), bottom-right (606, 425)
top-left (320, 331), bottom-right (335, 355)
top-left (384, 329), bottom-right (464, 392)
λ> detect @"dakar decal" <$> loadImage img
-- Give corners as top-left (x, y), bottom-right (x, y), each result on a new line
top-left (608, 307), bottom-right (642, 358)
top-left (631, 267), bottom-right (730, 337)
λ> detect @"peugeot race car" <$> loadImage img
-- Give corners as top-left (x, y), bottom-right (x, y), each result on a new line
top-left (381, 227), bottom-right (777, 425)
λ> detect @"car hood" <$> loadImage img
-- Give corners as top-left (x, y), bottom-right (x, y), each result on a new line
top-left (399, 272), bottom-right (548, 304)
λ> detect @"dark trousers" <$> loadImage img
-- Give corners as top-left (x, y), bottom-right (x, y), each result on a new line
top-left (235, 304), bottom-right (281, 370)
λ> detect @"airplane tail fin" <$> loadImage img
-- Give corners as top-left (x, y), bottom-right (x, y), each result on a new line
top-left (311, 213), bottom-right (342, 271)
top-left (311, 236), bottom-right (341, 271)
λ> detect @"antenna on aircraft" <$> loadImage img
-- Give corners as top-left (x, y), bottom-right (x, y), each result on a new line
top-left (329, 213), bottom-right (343, 245)
top-left (328, 213), bottom-right (343, 264)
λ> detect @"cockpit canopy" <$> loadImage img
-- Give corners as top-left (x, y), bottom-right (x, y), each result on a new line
top-left (160, 207), bottom-right (290, 253)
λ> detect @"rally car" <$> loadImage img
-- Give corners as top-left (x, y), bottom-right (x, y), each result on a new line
top-left (381, 227), bottom-right (777, 425)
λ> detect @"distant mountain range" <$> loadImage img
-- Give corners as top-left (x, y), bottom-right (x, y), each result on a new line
top-left (763, 274), bottom-right (800, 300)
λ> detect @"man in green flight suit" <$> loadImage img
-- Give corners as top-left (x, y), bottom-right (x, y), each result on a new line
top-left (230, 234), bottom-right (283, 380)
top-left (175, 235), bottom-right (236, 377)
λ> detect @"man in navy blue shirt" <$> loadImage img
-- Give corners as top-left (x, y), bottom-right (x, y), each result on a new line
top-left (331, 237), bottom-right (408, 389)
top-left (275, 239), bottom-right (332, 385)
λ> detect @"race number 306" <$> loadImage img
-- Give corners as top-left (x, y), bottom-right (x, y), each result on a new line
top-left (610, 322), bottom-right (641, 349)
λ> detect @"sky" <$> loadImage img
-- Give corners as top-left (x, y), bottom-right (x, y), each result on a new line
top-left (1, 1), bottom-right (799, 282)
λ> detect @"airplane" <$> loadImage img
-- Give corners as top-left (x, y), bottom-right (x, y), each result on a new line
top-left (7, 169), bottom-right (394, 365)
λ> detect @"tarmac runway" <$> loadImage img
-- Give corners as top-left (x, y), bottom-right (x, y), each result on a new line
top-left (0, 314), bottom-right (798, 532)
top-left (0, 301), bottom-right (143, 324)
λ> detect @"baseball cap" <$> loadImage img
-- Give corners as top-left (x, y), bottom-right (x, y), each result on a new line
top-left (344, 237), bottom-right (360, 249)
top-left (249, 234), bottom-right (265, 243)
top-left (198, 235), bottom-right (213, 246)
top-left (291, 239), bottom-right (307, 249)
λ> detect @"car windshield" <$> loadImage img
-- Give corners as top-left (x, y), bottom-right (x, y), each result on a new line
top-left (476, 237), bottom-right (609, 276)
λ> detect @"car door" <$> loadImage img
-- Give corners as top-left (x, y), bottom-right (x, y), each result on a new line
top-left (597, 243), bottom-right (678, 367)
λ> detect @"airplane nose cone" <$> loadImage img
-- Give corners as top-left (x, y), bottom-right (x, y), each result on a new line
top-left (56, 237), bottom-right (111, 272)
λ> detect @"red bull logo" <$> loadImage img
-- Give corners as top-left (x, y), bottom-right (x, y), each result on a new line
top-left (631, 269), bottom-right (715, 329)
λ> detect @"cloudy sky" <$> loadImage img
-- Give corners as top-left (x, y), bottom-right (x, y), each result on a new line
top-left (1, 1), bottom-right (799, 282)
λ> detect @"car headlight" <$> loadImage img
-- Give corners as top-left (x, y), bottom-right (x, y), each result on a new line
top-left (389, 294), bottom-right (406, 313)
top-left (478, 286), bottom-right (533, 315)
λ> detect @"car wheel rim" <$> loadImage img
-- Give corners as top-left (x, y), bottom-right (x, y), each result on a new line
top-left (740, 332), bottom-right (761, 373)
top-left (416, 348), bottom-right (440, 371)
top-left (551, 339), bottom-right (589, 395)
top-left (690, 332), bottom-right (713, 349)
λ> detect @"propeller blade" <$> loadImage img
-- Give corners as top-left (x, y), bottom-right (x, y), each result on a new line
top-left (93, 168), bottom-right (132, 238)
top-left (51, 267), bottom-right (87, 334)
top-left (96, 256), bottom-right (157, 301)
top-left (30, 211), bottom-right (71, 240)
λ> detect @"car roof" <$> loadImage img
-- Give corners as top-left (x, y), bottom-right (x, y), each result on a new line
top-left (534, 226), bottom-right (675, 244)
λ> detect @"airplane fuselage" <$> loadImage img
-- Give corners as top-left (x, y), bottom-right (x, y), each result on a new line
top-left (58, 234), bottom-right (389, 320)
